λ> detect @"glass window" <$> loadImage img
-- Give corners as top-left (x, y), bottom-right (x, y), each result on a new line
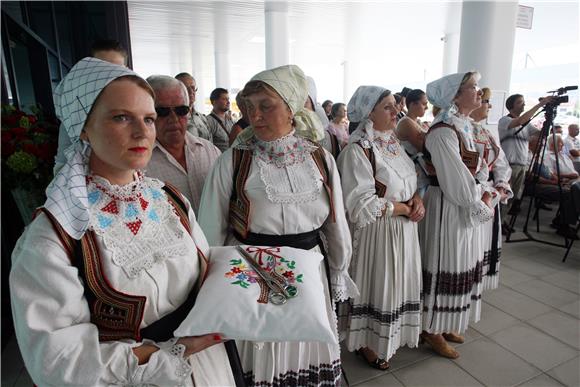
top-left (2, 2), bottom-right (25, 24)
top-left (26, 2), bottom-right (56, 50)
top-left (53, 2), bottom-right (73, 64)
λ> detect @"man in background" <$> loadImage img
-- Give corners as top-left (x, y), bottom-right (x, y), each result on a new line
top-left (206, 87), bottom-right (234, 152)
top-left (175, 72), bottom-right (212, 142)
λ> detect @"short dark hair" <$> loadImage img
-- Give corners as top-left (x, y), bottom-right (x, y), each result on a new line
top-left (175, 72), bottom-right (194, 81)
top-left (210, 87), bottom-right (228, 102)
top-left (506, 94), bottom-right (523, 110)
top-left (90, 39), bottom-right (127, 57)
top-left (393, 93), bottom-right (402, 104)
top-left (400, 87), bottom-right (412, 98)
top-left (322, 100), bottom-right (333, 109)
top-left (406, 89), bottom-right (425, 109)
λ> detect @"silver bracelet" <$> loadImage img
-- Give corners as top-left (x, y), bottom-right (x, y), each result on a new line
top-left (384, 201), bottom-right (395, 217)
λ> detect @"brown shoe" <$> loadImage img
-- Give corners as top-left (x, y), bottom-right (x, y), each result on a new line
top-left (442, 332), bottom-right (465, 344)
top-left (420, 332), bottom-right (460, 359)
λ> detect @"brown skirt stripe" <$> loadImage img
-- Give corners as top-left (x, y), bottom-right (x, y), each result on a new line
top-left (423, 260), bottom-right (484, 296)
top-left (349, 302), bottom-right (421, 324)
top-left (244, 360), bottom-right (341, 387)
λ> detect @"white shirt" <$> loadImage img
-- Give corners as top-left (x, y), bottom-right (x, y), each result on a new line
top-left (547, 151), bottom-right (579, 177)
top-left (498, 115), bottom-right (538, 166)
top-left (146, 132), bottom-right (221, 215)
top-left (564, 135), bottom-right (580, 162)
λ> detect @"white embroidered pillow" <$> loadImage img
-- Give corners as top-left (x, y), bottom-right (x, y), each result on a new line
top-left (175, 245), bottom-right (337, 344)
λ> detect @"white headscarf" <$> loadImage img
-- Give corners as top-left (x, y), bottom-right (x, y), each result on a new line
top-left (45, 57), bottom-right (146, 239)
top-left (427, 71), bottom-right (480, 126)
top-left (306, 75), bottom-right (330, 127)
top-left (236, 65), bottom-right (325, 144)
top-left (347, 85), bottom-right (388, 134)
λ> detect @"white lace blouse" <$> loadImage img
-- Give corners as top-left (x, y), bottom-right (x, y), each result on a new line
top-left (10, 173), bottom-right (233, 386)
top-left (337, 125), bottom-right (418, 229)
top-left (198, 131), bottom-right (358, 302)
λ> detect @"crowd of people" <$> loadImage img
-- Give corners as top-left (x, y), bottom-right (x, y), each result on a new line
top-left (8, 40), bottom-right (580, 386)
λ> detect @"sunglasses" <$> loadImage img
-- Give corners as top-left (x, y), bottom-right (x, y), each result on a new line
top-left (155, 105), bottom-right (190, 117)
top-left (482, 99), bottom-right (490, 104)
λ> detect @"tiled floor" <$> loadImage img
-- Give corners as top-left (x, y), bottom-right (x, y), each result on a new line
top-left (2, 208), bottom-right (579, 386)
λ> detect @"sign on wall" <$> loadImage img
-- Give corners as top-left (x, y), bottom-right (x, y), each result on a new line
top-left (517, 5), bottom-right (534, 29)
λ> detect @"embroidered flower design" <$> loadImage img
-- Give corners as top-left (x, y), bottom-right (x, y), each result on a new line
top-left (224, 247), bottom-right (304, 302)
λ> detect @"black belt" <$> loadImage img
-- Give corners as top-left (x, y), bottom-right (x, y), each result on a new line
top-left (234, 229), bottom-right (321, 250)
top-left (429, 176), bottom-right (480, 187)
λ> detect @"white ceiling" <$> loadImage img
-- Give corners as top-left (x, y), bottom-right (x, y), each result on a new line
top-left (128, 1), bottom-right (452, 106)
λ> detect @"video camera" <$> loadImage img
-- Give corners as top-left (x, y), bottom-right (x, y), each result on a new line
top-left (546, 85), bottom-right (578, 106)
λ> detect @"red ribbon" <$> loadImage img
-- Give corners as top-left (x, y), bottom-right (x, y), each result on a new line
top-left (245, 246), bottom-right (282, 266)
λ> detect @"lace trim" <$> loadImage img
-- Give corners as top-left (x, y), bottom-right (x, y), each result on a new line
top-left (355, 197), bottom-right (388, 230)
top-left (469, 201), bottom-right (494, 226)
top-left (87, 176), bottom-right (187, 278)
top-left (258, 156), bottom-right (322, 204)
top-left (238, 131), bottom-right (318, 168)
top-left (494, 181), bottom-right (513, 203)
top-left (331, 271), bottom-right (360, 302)
top-left (166, 342), bottom-right (191, 380)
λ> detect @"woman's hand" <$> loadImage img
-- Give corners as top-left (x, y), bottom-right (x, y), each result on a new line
top-left (482, 191), bottom-right (493, 209)
top-left (392, 202), bottom-right (412, 217)
top-left (496, 187), bottom-right (509, 202)
top-left (177, 333), bottom-right (225, 357)
top-left (406, 194), bottom-right (425, 222)
top-left (131, 334), bottom-right (224, 365)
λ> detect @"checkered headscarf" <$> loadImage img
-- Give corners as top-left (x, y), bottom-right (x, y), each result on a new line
top-left (45, 57), bottom-right (144, 239)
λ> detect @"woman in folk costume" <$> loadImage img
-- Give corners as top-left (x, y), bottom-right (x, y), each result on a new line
top-left (470, 87), bottom-right (513, 290)
top-left (9, 57), bottom-right (241, 386)
top-left (337, 86), bottom-right (424, 370)
top-left (420, 71), bottom-right (497, 358)
top-left (198, 64), bottom-right (358, 386)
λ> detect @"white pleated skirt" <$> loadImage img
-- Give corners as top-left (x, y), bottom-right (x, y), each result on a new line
top-left (419, 186), bottom-right (485, 334)
top-left (342, 215), bottom-right (422, 361)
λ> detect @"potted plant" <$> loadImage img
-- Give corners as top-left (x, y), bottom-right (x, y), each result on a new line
top-left (2, 104), bottom-right (59, 224)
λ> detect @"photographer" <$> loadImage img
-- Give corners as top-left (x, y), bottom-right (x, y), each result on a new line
top-left (498, 94), bottom-right (556, 228)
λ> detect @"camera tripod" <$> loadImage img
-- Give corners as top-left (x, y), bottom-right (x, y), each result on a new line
top-left (504, 103), bottom-right (577, 261)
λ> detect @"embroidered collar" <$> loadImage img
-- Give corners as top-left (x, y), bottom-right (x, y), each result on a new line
top-left (86, 173), bottom-right (187, 278)
top-left (239, 130), bottom-right (318, 168)
top-left (351, 120), bottom-right (401, 157)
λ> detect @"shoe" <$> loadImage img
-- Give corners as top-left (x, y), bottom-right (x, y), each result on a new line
top-left (355, 348), bottom-right (390, 370)
top-left (537, 203), bottom-right (552, 211)
top-left (420, 332), bottom-right (460, 359)
top-left (502, 222), bottom-right (514, 233)
top-left (442, 332), bottom-right (465, 344)
top-left (556, 226), bottom-right (579, 240)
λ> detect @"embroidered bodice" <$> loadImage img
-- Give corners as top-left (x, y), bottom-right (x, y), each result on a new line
top-left (87, 172), bottom-right (188, 278)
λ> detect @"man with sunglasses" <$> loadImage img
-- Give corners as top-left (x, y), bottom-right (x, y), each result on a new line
top-left (175, 72), bottom-right (213, 142)
top-left (145, 75), bottom-right (221, 215)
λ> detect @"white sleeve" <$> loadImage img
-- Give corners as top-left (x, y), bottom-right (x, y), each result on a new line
top-left (426, 128), bottom-right (493, 226)
top-left (492, 147), bottom-right (514, 203)
top-left (321, 149), bottom-right (359, 302)
top-left (198, 150), bottom-right (234, 246)
top-left (9, 214), bottom-right (194, 386)
top-left (336, 144), bottom-right (389, 229)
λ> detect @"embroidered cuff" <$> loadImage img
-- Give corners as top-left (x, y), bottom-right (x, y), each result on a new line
top-left (494, 181), bottom-right (513, 204)
top-left (355, 197), bottom-right (388, 229)
top-left (330, 271), bottom-right (360, 302)
top-left (136, 338), bottom-right (192, 385)
top-left (467, 200), bottom-right (494, 226)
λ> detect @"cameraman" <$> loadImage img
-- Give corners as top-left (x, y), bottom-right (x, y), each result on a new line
top-left (498, 94), bottom-right (556, 228)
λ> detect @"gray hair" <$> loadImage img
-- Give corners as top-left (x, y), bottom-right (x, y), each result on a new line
top-left (146, 75), bottom-right (189, 105)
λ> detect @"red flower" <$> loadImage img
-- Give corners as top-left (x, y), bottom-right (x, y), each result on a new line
top-left (1, 142), bottom-right (15, 157)
top-left (1, 131), bottom-right (13, 143)
top-left (231, 267), bottom-right (242, 274)
top-left (11, 127), bottom-right (28, 136)
top-left (2, 115), bottom-right (19, 127)
top-left (282, 271), bottom-right (294, 278)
